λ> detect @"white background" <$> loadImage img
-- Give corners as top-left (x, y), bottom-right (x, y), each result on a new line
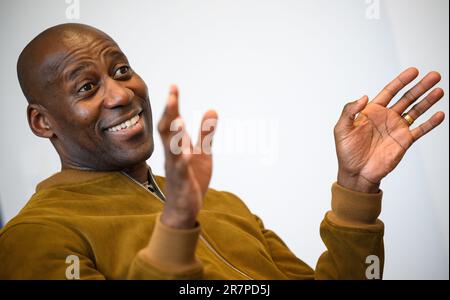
top-left (0, 0), bottom-right (448, 279)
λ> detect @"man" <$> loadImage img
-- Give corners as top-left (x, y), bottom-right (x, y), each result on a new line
top-left (0, 23), bottom-right (445, 279)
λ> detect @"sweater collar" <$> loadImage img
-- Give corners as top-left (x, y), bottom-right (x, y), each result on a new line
top-left (36, 166), bottom-right (163, 192)
top-left (36, 169), bottom-right (119, 192)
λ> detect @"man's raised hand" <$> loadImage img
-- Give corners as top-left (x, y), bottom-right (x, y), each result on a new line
top-left (334, 68), bottom-right (445, 193)
top-left (158, 85), bottom-right (218, 229)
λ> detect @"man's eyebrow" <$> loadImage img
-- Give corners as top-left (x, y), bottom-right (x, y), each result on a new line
top-left (64, 63), bottom-right (95, 82)
top-left (61, 49), bottom-right (127, 82)
top-left (104, 49), bottom-right (128, 63)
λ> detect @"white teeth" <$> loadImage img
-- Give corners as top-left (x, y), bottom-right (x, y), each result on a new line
top-left (107, 114), bottom-right (140, 132)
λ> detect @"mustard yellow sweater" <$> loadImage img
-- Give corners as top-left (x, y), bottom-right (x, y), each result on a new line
top-left (0, 169), bottom-right (384, 279)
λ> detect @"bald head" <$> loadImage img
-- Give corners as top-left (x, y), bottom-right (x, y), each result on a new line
top-left (17, 23), bottom-right (115, 105)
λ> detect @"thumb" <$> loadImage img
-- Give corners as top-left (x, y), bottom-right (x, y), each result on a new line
top-left (337, 95), bottom-right (369, 129)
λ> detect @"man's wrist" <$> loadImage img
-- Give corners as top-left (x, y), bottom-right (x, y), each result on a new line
top-left (161, 207), bottom-right (197, 229)
top-left (337, 171), bottom-right (380, 194)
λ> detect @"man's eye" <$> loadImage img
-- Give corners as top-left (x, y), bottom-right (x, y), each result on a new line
top-left (113, 66), bottom-right (131, 79)
top-left (78, 82), bottom-right (95, 93)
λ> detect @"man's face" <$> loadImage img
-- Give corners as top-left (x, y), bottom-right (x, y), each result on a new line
top-left (40, 30), bottom-right (153, 170)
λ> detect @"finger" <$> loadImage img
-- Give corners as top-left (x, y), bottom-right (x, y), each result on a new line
top-left (158, 85), bottom-right (194, 159)
top-left (158, 85), bottom-right (180, 139)
top-left (372, 67), bottom-right (419, 107)
top-left (195, 110), bottom-right (218, 155)
top-left (411, 111), bottom-right (445, 142)
top-left (404, 88), bottom-right (444, 121)
top-left (166, 117), bottom-right (194, 157)
top-left (336, 95), bottom-right (369, 130)
top-left (390, 71), bottom-right (441, 114)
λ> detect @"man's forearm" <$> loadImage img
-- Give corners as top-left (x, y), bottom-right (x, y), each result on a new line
top-left (315, 182), bottom-right (384, 279)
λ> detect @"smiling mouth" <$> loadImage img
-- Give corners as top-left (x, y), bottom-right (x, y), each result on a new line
top-left (107, 113), bottom-right (141, 132)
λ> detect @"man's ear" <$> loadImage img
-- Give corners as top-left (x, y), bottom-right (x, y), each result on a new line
top-left (27, 104), bottom-right (54, 138)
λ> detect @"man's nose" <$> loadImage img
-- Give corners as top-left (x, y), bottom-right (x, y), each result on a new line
top-left (103, 78), bottom-right (134, 108)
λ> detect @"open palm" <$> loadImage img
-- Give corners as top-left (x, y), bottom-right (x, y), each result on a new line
top-left (334, 68), bottom-right (445, 191)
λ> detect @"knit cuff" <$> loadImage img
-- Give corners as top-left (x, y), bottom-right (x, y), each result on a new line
top-left (329, 182), bottom-right (383, 228)
top-left (139, 214), bottom-right (202, 274)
